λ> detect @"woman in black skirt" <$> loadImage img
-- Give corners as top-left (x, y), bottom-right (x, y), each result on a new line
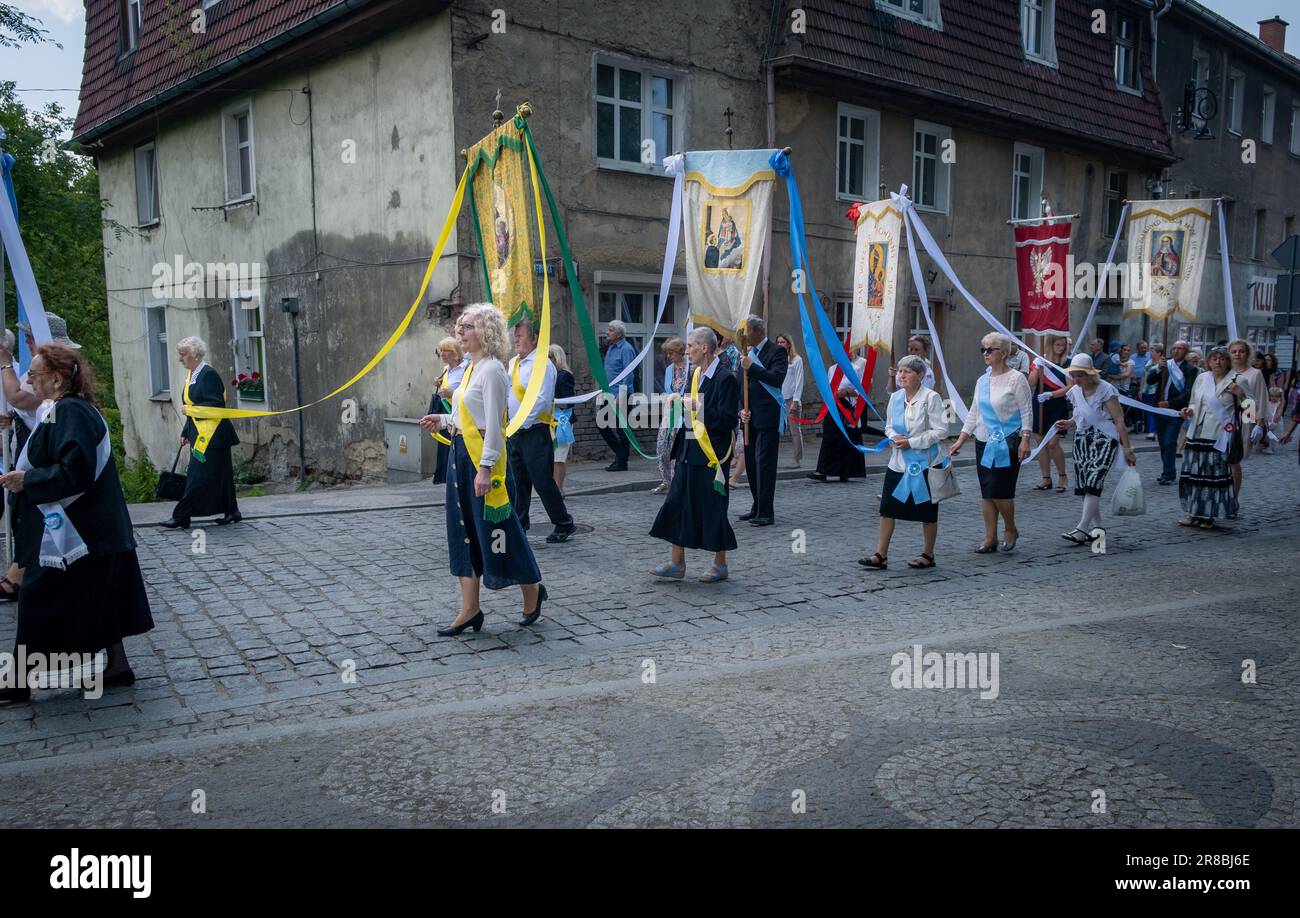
top-left (1028, 334), bottom-right (1071, 492)
top-left (949, 333), bottom-right (1033, 553)
top-left (859, 356), bottom-right (949, 571)
top-left (161, 336), bottom-right (241, 529)
top-left (650, 327), bottom-right (739, 584)
top-left (0, 344), bottom-right (154, 703)
top-left (809, 354), bottom-right (869, 482)
top-left (420, 304), bottom-right (545, 634)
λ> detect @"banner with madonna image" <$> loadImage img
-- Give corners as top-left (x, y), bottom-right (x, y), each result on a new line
top-left (850, 199), bottom-right (902, 354)
top-left (680, 149), bottom-right (778, 336)
top-left (465, 118), bottom-right (537, 327)
top-left (1125, 199), bottom-right (1214, 322)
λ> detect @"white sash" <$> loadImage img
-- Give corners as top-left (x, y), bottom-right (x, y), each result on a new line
top-left (1197, 375), bottom-right (1236, 454)
top-left (15, 401), bottom-right (113, 570)
top-left (1070, 386), bottom-right (1120, 442)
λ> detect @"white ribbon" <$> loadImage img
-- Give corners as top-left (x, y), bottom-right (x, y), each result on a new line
top-left (1071, 203), bottom-right (1129, 356)
top-left (14, 401), bottom-right (112, 569)
top-left (1217, 199), bottom-right (1239, 343)
top-left (0, 180), bottom-right (53, 346)
top-left (555, 157), bottom-right (684, 406)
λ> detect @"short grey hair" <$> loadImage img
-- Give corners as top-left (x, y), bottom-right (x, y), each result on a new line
top-left (981, 332), bottom-right (1015, 354)
top-left (688, 326), bottom-right (718, 351)
top-left (1171, 339), bottom-right (1190, 350)
top-left (606, 320), bottom-right (626, 337)
top-left (745, 314), bottom-right (766, 332)
top-left (897, 355), bottom-right (928, 377)
top-left (514, 315), bottom-right (538, 340)
top-left (177, 335), bottom-right (207, 358)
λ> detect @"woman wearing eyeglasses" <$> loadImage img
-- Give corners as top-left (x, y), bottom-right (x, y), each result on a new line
top-left (949, 333), bottom-right (1033, 553)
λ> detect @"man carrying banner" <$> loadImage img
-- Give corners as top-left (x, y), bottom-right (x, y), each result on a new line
top-left (1154, 339), bottom-right (1197, 485)
top-left (736, 315), bottom-right (787, 527)
top-left (506, 317), bottom-right (575, 543)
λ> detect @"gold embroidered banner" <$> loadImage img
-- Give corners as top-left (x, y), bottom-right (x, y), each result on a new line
top-left (466, 119), bottom-right (536, 326)
top-left (851, 200), bottom-right (902, 354)
top-left (1125, 199), bottom-right (1214, 322)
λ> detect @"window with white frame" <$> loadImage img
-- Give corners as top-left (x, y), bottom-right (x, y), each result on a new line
top-left (134, 140), bottom-right (159, 226)
top-left (1104, 170), bottom-right (1128, 238)
top-left (1021, 0), bottom-right (1056, 67)
top-left (1007, 304), bottom-right (1023, 336)
top-left (1225, 70), bottom-right (1244, 135)
top-left (1246, 326), bottom-right (1276, 354)
top-left (1252, 209), bottom-right (1267, 261)
top-left (1114, 14), bottom-right (1140, 92)
top-left (144, 303), bottom-right (169, 396)
top-left (595, 58), bottom-right (679, 173)
top-left (832, 294), bottom-right (853, 341)
top-left (1290, 103), bottom-right (1299, 154)
top-left (836, 103), bottom-right (881, 202)
top-left (1261, 87), bottom-right (1276, 145)
top-left (232, 291), bottom-right (267, 403)
top-left (595, 285), bottom-right (686, 397)
top-left (119, 0), bottom-right (142, 54)
top-left (910, 300), bottom-right (944, 348)
top-left (1011, 143), bottom-right (1044, 221)
top-left (1190, 47), bottom-right (1211, 130)
top-left (875, 0), bottom-right (942, 29)
top-left (222, 102), bottom-right (255, 203)
top-left (912, 121), bottom-right (951, 212)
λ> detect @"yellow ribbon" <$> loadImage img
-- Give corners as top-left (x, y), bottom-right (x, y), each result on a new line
top-left (431, 367), bottom-right (452, 446)
top-left (503, 133), bottom-right (552, 437)
top-left (455, 361), bottom-right (511, 522)
top-left (185, 162), bottom-right (471, 422)
top-left (689, 367), bottom-right (735, 494)
top-left (182, 370), bottom-right (222, 462)
top-left (511, 355), bottom-right (556, 433)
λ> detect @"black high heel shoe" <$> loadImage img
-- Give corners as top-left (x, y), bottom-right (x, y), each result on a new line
top-left (437, 610), bottom-right (484, 637)
top-left (519, 585), bottom-right (548, 627)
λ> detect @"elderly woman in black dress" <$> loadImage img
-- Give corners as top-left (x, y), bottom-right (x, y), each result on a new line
top-left (650, 326), bottom-right (740, 584)
top-left (161, 335), bottom-right (241, 529)
top-left (420, 304), bottom-right (545, 634)
top-left (0, 344), bottom-right (154, 703)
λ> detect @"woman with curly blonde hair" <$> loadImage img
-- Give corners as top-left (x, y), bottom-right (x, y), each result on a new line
top-left (420, 305), bottom-right (546, 635)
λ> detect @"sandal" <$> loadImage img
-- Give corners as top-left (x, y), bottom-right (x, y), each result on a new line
top-left (907, 553), bottom-right (936, 569)
top-left (0, 576), bottom-right (17, 603)
top-left (698, 563), bottom-right (729, 583)
top-left (1055, 483), bottom-right (1068, 492)
top-left (1032, 479), bottom-right (1052, 491)
top-left (974, 542), bottom-right (999, 554)
top-left (1061, 528), bottom-right (1094, 545)
top-left (857, 552), bottom-right (888, 569)
top-left (650, 483), bottom-right (669, 494)
top-left (1177, 517), bottom-right (1200, 528)
top-left (651, 561), bottom-right (686, 580)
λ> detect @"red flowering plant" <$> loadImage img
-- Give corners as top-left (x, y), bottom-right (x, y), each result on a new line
top-left (232, 371), bottom-right (265, 400)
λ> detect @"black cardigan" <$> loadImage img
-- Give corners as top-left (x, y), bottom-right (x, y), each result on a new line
top-left (181, 365), bottom-right (240, 449)
top-left (673, 366), bottom-right (740, 467)
top-left (17, 396), bottom-right (136, 566)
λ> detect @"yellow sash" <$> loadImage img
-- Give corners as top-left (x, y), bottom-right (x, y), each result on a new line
top-left (457, 362), bottom-right (511, 522)
top-left (511, 354), bottom-right (556, 432)
top-left (689, 367), bottom-right (735, 494)
top-left (431, 368), bottom-right (453, 446)
top-left (183, 370), bottom-right (222, 463)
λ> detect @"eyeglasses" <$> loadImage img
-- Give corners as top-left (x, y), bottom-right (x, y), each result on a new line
top-left (980, 347), bottom-right (1002, 355)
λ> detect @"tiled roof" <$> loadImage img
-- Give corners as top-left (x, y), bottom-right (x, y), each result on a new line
top-left (770, 0), bottom-right (1174, 162)
top-left (73, 0), bottom-right (364, 144)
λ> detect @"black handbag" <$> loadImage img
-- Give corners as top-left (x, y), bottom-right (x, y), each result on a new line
top-left (155, 445), bottom-right (188, 501)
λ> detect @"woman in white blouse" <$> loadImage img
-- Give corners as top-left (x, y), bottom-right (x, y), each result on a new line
top-left (949, 332), bottom-right (1033, 553)
top-left (859, 356), bottom-right (948, 570)
top-left (1047, 354), bottom-right (1137, 545)
top-left (777, 334), bottom-right (805, 468)
top-left (420, 304), bottom-right (545, 636)
top-left (1177, 345), bottom-right (1244, 529)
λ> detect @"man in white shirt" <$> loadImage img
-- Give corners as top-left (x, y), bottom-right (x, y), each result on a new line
top-left (507, 318), bottom-right (576, 543)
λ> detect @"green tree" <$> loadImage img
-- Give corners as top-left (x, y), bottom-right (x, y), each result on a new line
top-left (0, 4), bottom-right (60, 49)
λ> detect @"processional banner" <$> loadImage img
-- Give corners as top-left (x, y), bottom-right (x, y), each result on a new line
top-left (850, 200), bottom-right (902, 354)
top-left (466, 118), bottom-right (536, 326)
top-left (1013, 219), bottom-right (1072, 337)
top-left (1125, 199), bottom-right (1214, 322)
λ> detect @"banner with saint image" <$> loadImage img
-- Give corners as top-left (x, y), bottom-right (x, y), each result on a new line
top-left (465, 117), bottom-right (536, 326)
top-left (680, 149), bottom-right (778, 335)
top-left (850, 200), bottom-right (902, 354)
top-left (1125, 199), bottom-right (1214, 322)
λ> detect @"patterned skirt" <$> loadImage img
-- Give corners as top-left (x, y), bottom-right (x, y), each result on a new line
top-left (1179, 437), bottom-right (1238, 521)
top-left (1072, 427), bottom-right (1120, 496)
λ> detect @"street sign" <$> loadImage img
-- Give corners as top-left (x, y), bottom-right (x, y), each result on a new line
top-left (1273, 235), bottom-right (1300, 271)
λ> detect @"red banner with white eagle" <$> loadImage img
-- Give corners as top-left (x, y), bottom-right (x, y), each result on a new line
top-left (1013, 220), bottom-right (1072, 337)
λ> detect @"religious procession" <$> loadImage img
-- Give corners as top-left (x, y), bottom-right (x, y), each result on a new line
top-left (1, 0), bottom-right (1298, 861)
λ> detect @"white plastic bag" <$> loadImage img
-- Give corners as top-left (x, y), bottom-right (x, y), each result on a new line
top-left (1110, 463), bottom-right (1145, 516)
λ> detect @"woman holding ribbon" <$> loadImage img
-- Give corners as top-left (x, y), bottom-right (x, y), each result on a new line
top-left (654, 338), bottom-right (689, 494)
top-left (161, 336), bottom-right (240, 529)
top-left (650, 327), bottom-right (739, 584)
top-left (1052, 355), bottom-right (1137, 545)
top-left (429, 337), bottom-right (468, 485)
top-left (0, 345), bottom-right (153, 703)
top-left (1028, 335), bottom-right (1071, 493)
top-left (1177, 345), bottom-right (1243, 530)
top-left (419, 304), bottom-right (545, 634)
top-left (949, 333), bottom-right (1033, 553)
top-left (859, 356), bottom-right (948, 571)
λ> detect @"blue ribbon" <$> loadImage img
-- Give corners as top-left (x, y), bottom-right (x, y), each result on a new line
top-left (888, 390), bottom-right (938, 504)
top-left (976, 369), bottom-right (1021, 468)
top-left (554, 407), bottom-right (575, 446)
top-left (748, 349), bottom-right (787, 434)
top-left (771, 151), bottom-right (888, 457)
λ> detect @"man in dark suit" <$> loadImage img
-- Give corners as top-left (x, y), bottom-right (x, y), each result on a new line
top-left (1154, 338), bottom-right (1197, 485)
top-left (736, 314), bottom-right (787, 526)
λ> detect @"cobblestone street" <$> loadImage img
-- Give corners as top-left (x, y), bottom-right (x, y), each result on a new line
top-left (1, 447), bottom-right (1297, 828)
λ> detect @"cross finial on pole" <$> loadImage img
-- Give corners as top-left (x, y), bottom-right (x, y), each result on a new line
top-left (493, 89), bottom-right (504, 127)
top-left (723, 107), bottom-right (735, 150)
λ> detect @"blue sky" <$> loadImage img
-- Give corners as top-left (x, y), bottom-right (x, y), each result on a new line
top-left (5, 0), bottom-right (1299, 132)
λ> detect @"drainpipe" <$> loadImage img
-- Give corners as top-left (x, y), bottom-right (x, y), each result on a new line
top-left (1149, 0), bottom-right (1174, 86)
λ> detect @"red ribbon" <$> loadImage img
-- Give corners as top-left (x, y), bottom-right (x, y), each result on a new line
top-left (790, 338), bottom-right (876, 425)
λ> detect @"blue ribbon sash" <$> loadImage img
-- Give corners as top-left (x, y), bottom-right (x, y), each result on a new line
top-left (976, 369), bottom-right (1021, 469)
top-left (888, 389), bottom-right (938, 505)
top-left (748, 349), bottom-right (788, 434)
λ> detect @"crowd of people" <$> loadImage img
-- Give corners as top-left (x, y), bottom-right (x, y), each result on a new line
top-left (3, 305), bottom-right (1297, 705)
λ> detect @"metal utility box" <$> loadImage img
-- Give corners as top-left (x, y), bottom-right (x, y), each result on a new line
top-left (384, 417), bottom-right (438, 483)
